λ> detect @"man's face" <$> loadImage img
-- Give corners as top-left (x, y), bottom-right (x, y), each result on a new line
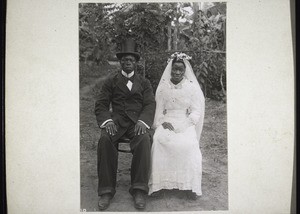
top-left (120, 54), bottom-right (137, 73)
top-left (171, 62), bottom-right (185, 84)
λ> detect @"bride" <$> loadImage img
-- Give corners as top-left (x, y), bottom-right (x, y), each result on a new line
top-left (148, 52), bottom-right (205, 199)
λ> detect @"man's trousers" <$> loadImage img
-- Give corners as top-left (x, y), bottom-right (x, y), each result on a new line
top-left (97, 123), bottom-right (151, 197)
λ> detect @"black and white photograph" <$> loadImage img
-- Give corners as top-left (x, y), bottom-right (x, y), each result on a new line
top-left (79, 2), bottom-right (227, 211)
top-left (6, 0), bottom-right (294, 213)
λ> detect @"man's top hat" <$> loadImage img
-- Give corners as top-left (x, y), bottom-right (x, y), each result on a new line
top-left (116, 39), bottom-right (140, 61)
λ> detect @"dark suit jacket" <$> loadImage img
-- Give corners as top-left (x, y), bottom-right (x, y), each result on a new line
top-left (95, 72), bottom-right (156, 129)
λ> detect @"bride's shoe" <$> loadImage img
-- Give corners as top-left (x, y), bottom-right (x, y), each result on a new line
top-left (186, 191), bottom-right (197, 200)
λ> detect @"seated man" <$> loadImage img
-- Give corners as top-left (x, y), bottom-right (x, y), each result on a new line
top-left (95, 39), bottom-right (156, 210)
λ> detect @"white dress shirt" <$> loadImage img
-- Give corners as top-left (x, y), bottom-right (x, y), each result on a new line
top-left (122, 70), bottom-right (134, 90)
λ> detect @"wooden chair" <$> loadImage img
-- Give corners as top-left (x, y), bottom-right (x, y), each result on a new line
top-left (117, 137), bottom-right (132, 153)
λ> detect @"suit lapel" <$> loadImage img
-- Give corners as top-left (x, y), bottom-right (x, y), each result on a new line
top-left (116, 72), bottom-right (130, 94)
top-left (130, 74), bottom-right (141, 95)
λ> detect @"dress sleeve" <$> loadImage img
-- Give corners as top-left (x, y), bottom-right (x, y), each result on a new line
top-left (188, 84), bottom-right (203, 125)
top-left (153, 83), bottom-right (166, 129)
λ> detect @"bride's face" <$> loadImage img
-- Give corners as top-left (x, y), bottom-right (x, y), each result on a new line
top-left (171, 62), bottom-right (185, 84)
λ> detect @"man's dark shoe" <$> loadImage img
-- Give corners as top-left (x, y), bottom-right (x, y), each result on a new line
top-left (98, 193), bottom-right (112, 211)
top-left (133, 190), bottom-right (146, 210)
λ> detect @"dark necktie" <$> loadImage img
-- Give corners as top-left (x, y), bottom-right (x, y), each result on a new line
top-left (127, 76), bottom-right (134, 82)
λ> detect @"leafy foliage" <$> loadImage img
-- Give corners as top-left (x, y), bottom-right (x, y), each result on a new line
top-left (79, 2), bottom-right (226, 100)
top-left (79, 3), bottom-right (118, 65)
top-left (111, 3), bottom-right (170, 53)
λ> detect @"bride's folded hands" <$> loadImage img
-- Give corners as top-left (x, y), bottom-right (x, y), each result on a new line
top-left (162, 120), bottom-right (194, 133)
top-left (162, 122), bottom-right (175, 131)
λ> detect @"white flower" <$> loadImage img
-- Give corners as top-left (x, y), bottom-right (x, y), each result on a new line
top-left (167, 52), bottom-right (192, 63)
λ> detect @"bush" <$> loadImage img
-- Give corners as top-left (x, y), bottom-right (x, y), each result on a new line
top-left (144, 53), bottom-right (170, 93)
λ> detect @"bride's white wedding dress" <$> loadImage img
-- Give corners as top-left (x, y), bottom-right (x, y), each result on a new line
top-left (148, 77), bottom-right (204, 196)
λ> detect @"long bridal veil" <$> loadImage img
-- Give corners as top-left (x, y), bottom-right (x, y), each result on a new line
top-left (153, 58), bottom-right (205, 142)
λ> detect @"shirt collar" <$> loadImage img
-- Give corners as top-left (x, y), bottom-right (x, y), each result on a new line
top-left (121, 70), bottom-right (134, 78)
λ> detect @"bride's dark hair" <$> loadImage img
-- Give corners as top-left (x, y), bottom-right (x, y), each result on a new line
top-left (171, 58), bottom-right (186, 68)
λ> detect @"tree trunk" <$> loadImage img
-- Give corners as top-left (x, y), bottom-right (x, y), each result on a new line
top-left (192, 2), bottom-right (200, 37)
top-left (173, 17), bottom-right (179, 50)
top-left (173, 23), bottom-right (178, 50)
top-left (140, 42), bottom-right (146, 77)
top-left (193, 2), bottom-right (200, 13)
top-left (167, 25), bottom-right (172, 51)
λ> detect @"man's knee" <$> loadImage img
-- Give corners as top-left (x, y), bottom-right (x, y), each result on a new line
top-left (135, 133), bottom-right (151, 148)
top-left (98, 130), bottom-right (114, 152)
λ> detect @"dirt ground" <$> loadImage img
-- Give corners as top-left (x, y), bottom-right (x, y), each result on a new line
top-left (80, 64), bottom-right (228, 212)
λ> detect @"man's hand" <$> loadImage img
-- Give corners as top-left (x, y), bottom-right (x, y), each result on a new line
top-left (105, 121), bottom-right (118, 136)
top-left (134, 121), bottom-right (147, 135)
top-left (162, 122), bottom-right (175, 131)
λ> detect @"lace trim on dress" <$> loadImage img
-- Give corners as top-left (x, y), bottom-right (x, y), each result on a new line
top-left (149, 170), bottom-right (202, 196)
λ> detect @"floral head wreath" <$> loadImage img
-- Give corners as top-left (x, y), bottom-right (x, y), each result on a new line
top-left (167, 52), bottom-right (192, 63)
